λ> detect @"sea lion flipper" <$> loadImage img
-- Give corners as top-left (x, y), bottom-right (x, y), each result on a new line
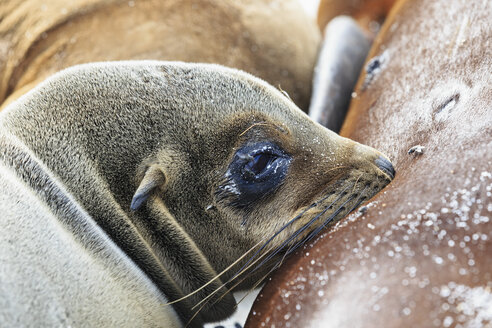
top-left (131, 165), bottom-right (166, 211)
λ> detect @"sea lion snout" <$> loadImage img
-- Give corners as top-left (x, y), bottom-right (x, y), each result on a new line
top-left (228, 117), bottom-right (396, 258)
top-left (343, 140), bottom-right (395, 183)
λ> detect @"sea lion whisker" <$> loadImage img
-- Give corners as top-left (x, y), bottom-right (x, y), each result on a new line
top-left (186, 264), bottom-right (271, 326)
top-left (352, 173), bottom-right (363, 194)
top-left (228, 189), bottom-right (335, 281)
top-left (254, 191), bottom-right (352, 268)
top-left (266, 208), bottom-right (331, 262)
top-left (290, 186), bottom-right (368, 252)
top-left (215, 257), bottom-right (289, 325)
top-left (187, 247), bottom-right (279, 327)
top-left (234, 265), bottom-right (280, 309)
top-left (228, 250), bottom-right (290, 313)
top-left (188, 260), bottom-right (276, 328)
top-left (191, 273), bottom-right (247, 320)
top-left (347, 187), bottom-right (368, 212)
top-left (225, 241), bottom-right (277, 286)
top-left (292, 186), bottom-right (367, 250)
top-left (211, 267), bottom-right (260, 310)
top-left (249, 184), bottom-right (355, 274)
top-left (189, 238), bottom-right (280, 313)
top-left (276, 238), bottom-right (293, 268)
top-left (286, 193), bottom-right (363, 255)
top-left (212, 254), bottom-right (284, 315)
top-left (285, 195), bottom-right (355, 256)
top-left (324, 165), bottom-right (349, 174)
top-left (222, 275), bottom-right (251, 306)
top-left (195, 208), bottom-right (316, 314)
top-left (185, 301), bottom-right (208, 328)
top-left (230, 210), bottom-right (307, 277)
top-left (308, 193), bottom-right (363, 238)
top-left (230, 176), bottom-right (350, 282)
top-left (163, 236), bottom-right (270, 306)
top-left (238, 122), bottom-right (270, 137)
top-left (233, 182), bottom-right (354, 280)
top-left (184, 243), bottom-right (277, 324)
top-left (189, 247), bottom-right (272, 311)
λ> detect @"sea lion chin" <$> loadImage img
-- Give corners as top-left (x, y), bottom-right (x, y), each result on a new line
top-left (0, 61), bottom-right (393, 327)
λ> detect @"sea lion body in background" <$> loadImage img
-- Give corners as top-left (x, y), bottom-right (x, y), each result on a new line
top-left (0, 0), bottom-right (320, 110)
top-left (317, 0), bottom-right (396, 36)
top-left (0, 61), bottom-right (394, 327)
top-left (309, 0), bottom-right (399, 132)
top-left (309, 16), bottom-right (371, 132)
top-left (246, 0), bottom-right (492, 327)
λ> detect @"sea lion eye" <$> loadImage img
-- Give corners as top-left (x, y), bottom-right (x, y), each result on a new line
top-left (242, 153), bottom-right (277, 180)
top-left (216, 142), bottom-right (291, 208)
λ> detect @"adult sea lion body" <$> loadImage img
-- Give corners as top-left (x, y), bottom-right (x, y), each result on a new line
top-left (246, 0), bottom-right (492, 327)
top-left (0, 0), bottom-right (320, 110)
top-left (0, 61), bottom-right (394, 327)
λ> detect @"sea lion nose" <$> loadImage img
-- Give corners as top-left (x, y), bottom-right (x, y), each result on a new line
top-left (375, 156), bottom-right (395, 179)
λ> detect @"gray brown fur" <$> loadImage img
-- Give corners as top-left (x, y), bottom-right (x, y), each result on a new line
top-left (0, 61), bottom-right (392, 327)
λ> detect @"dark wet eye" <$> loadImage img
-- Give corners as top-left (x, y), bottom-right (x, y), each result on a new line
top-left (243, 153), bottom-right (276, 179)
top-left (216, 142), bottom-right (291, 209)
top-left (250, 154), bottom-right (271, 173)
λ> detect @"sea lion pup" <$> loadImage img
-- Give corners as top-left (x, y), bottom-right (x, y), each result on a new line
top-left (0, 61), bottom-right (394, 327)
top-left (246, 0), bottom-right (492, 327)
top-left (0, 0), bottom-right (320, 111)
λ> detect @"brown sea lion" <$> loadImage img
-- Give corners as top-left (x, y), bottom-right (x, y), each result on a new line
top-left (317, 0), bottom-right (397, 36)
top-left (0, 0), bottom-right (320, 110)
top-left (0, 61), bottom-right (394, 327)
top-left (245, 0), bottom-right (492, 327)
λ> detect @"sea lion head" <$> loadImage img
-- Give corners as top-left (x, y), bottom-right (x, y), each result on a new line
top-left (122, 63), bottom-right (395, 319)
top-left (2, 61), bottom-right (394, 325)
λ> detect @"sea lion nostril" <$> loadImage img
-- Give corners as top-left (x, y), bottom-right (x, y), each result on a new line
top-left (375, 156), bottom-right (395, 179)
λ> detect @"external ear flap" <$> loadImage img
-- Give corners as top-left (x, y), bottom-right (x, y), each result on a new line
top-left (130, 165), bottom-right (166, 211)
